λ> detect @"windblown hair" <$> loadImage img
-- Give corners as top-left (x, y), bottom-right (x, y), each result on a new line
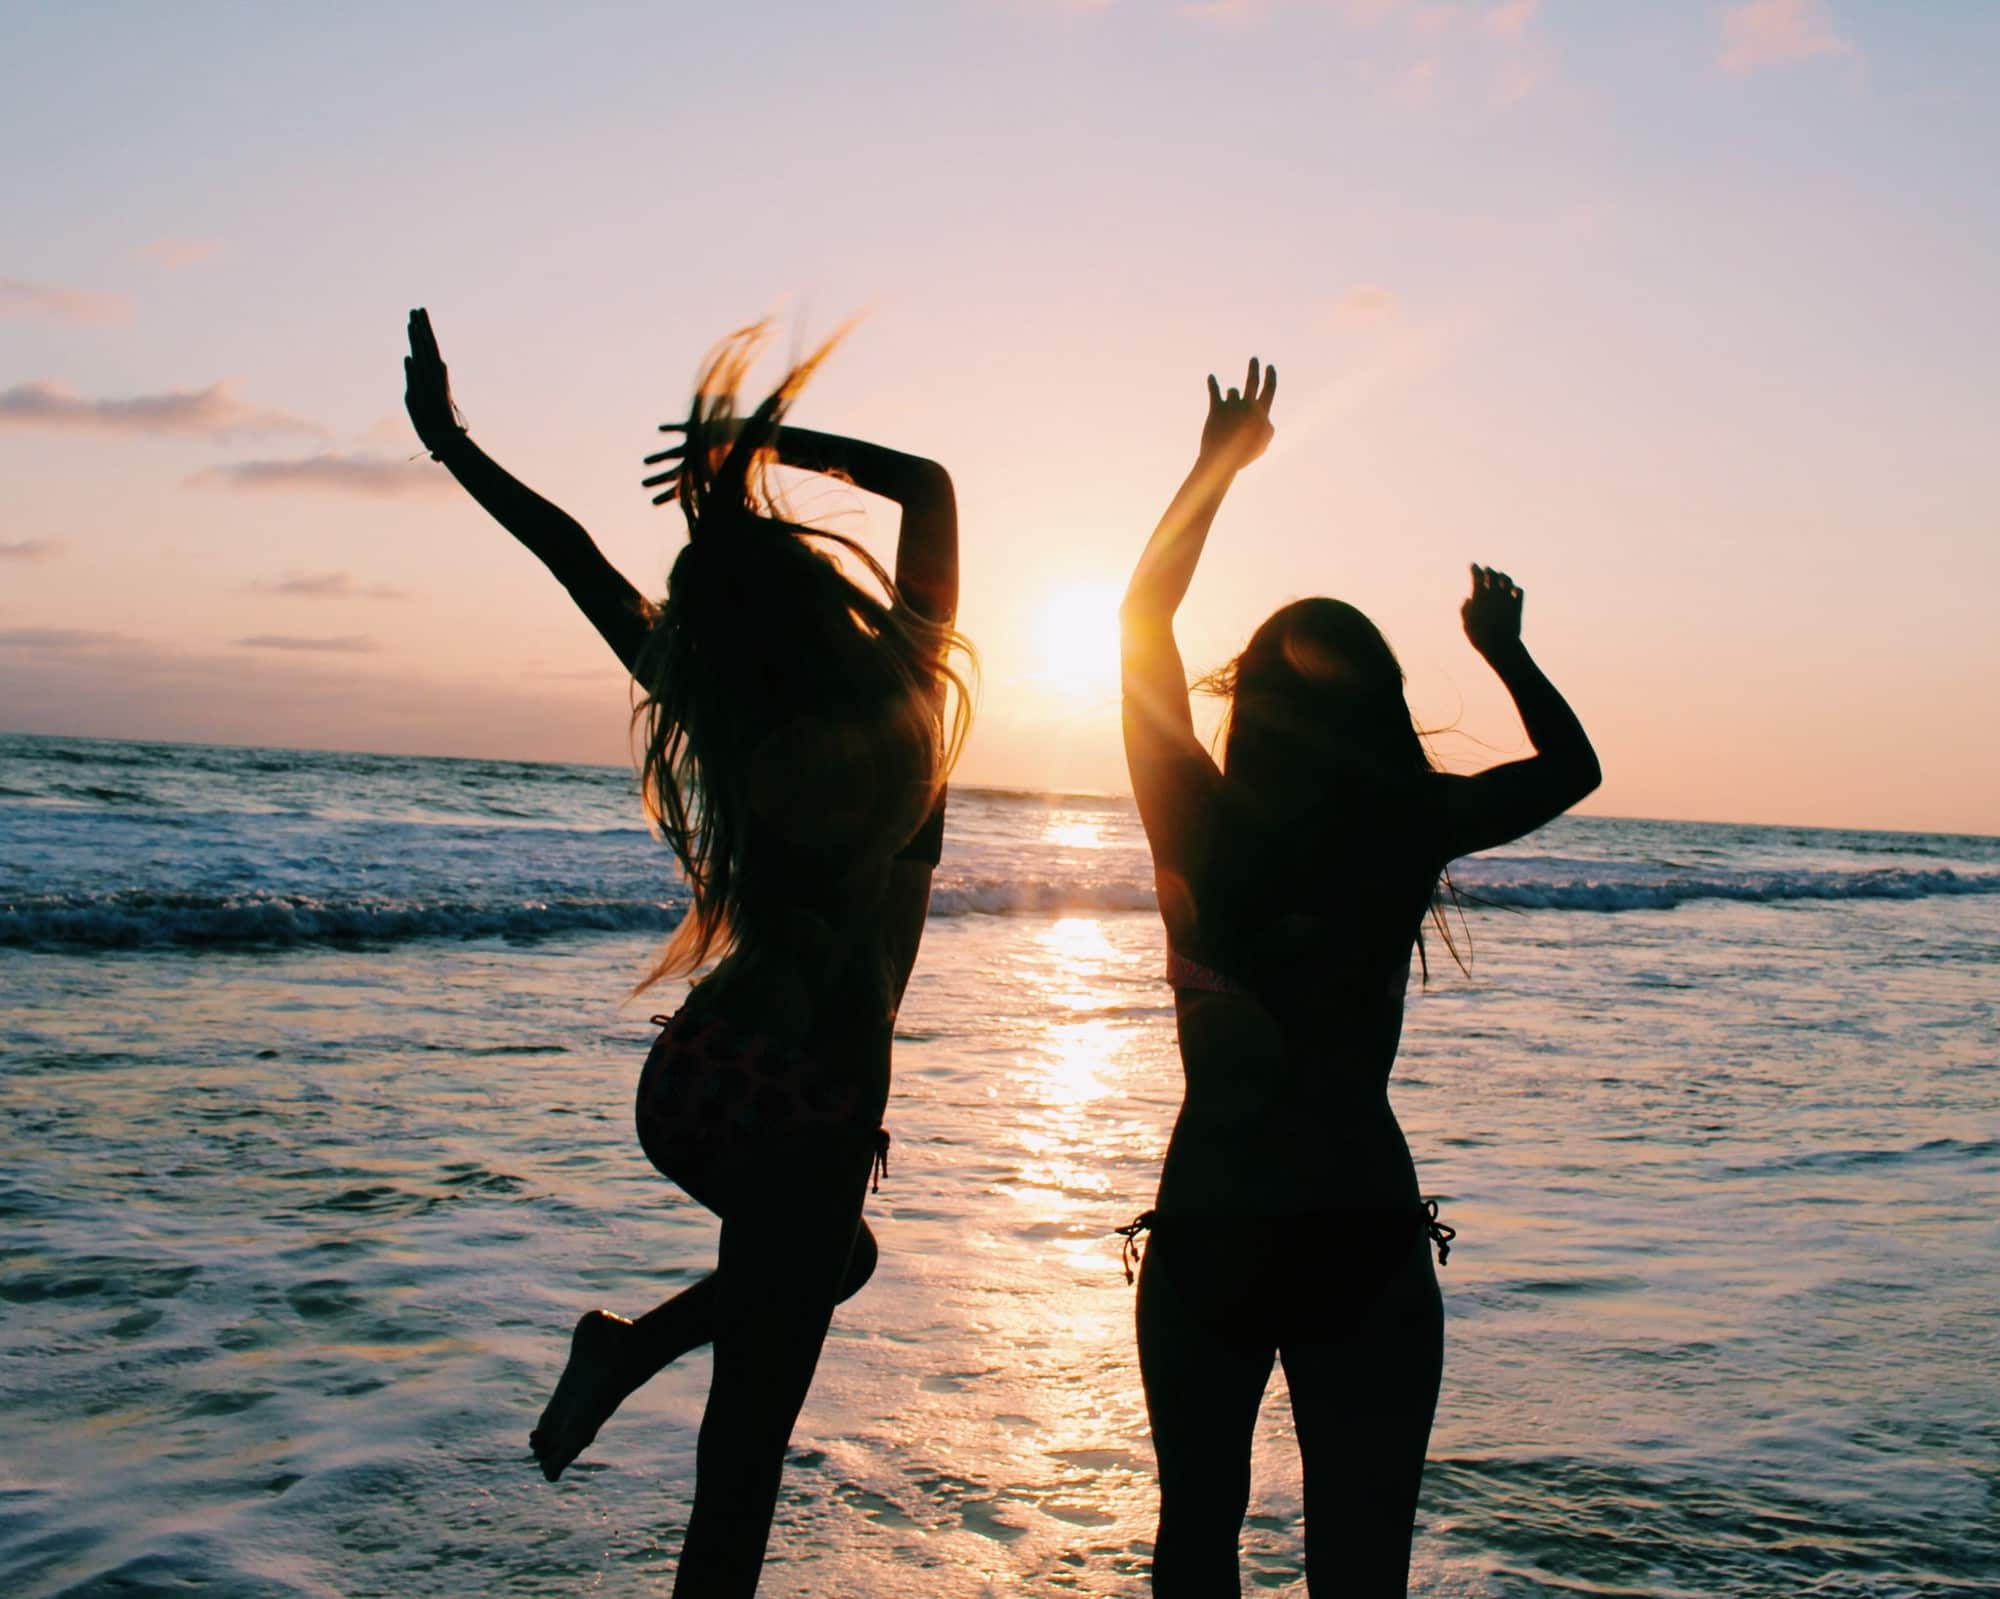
top-left (630, 322), bottom-right (973, 991)
top-left (1200, 598), bottom-right (1468, 978)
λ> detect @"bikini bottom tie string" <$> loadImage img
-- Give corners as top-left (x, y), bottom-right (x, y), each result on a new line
top-left (1422, 1198), bottom-right (1456, 1267)
top-left (1115, 1210), bottom-right (1157, 1286)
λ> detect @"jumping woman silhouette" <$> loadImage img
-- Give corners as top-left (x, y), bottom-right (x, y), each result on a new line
top-left (403, 309), bottom-right (971, 1597)
top-left (1118, 359), bottom-right (1600, 1596)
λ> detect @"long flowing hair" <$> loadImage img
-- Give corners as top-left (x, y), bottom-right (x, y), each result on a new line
top-left (1200, 597), bottom-right (1468, 978)
top-left (630, 322), bottom-right (974, 991)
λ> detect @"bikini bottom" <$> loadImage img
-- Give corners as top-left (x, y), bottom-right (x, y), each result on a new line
top-left (635, 1008), bottom-right (888, 1212)
top-left (1115, 1203), bottom-right (1454, 1344)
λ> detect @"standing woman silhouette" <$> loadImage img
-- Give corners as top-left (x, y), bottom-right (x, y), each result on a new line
top-left (404, 310), bottom-right (971, 1597)
top-left (1118, 359), bottom-right (1600, 1596)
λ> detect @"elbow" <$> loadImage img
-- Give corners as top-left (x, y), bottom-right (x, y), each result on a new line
top-left (1571, 745), bottom-right (1603, 803)
top-left (904, 456), bottom-right (954, 506)
top-left (1119, 594), bottom-right (1170, 639)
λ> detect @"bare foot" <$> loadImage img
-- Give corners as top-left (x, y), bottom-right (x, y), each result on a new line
top-left (530, 1310), bottom-right (636, 1482)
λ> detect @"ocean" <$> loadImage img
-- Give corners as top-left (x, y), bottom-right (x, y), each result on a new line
top-left (2, 731), bottom-right (1996, 1597)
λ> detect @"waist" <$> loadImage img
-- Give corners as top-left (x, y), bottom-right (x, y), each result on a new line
top-left (1158, 1098), bottom-right (1418, 1214)
top-left (1167, 947), bottom-right (1410, 1005)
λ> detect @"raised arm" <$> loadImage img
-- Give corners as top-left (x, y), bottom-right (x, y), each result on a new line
top-left (645, 423), bottom-right (957, 623)
top-left (405, 309), bottom-right (654, 675)
top-left (1120, 359), bottom-right (1276, 851)
top-left (1435, 565), bottom-right (1601, 860)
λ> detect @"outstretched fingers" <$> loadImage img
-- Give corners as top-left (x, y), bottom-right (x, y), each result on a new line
top-left (407, 307), bottom-right (443, 370)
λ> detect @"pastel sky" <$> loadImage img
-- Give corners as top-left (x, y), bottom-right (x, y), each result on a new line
top-left (3, 1), bottom-right (1995, 833)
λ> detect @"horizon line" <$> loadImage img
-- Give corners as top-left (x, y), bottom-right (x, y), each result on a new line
top-left (4, 726), bottom-right (1995, 844)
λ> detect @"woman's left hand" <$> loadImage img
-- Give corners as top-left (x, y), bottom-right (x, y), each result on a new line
top-left (403, 308), bottom-right (465, 459)
top-left (1461, 564), bottom-right (1525, 657)
top-left (1198, 356), bottom-right (1276, 471)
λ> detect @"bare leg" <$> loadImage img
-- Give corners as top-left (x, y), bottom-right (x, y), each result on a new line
top-left (1136, 1226), bottom-right (1277, 1598)
top-left (532, 1219), bottom-right (878, 1481)
top-left (1282, 1231), bottom-right (1443, 1599)
top-left (671, 1151), bottom-right (875, 1598)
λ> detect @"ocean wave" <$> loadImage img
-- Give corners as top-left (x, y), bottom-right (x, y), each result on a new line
top-left (4, 864), bottom-right (1997, 950)
top-left (1462, 865), bottom-right (2000, 912)
top-left (0, 891), bottom-right (686, 949)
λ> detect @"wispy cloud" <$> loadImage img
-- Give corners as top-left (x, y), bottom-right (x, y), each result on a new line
top-left (1333, 283), bottom-right (1399, 324)
top-left (189, 452), bottom-right (448, 497)
top-left (359, 413), bottom-right (417, 447)
top-left (1394, 56), bottom-right (1442, 106)
top-left (1332, 0), bottom-right (1552, 107)
top-left (0, 380), bottom-right (323, 439)
top-left (1179, 0), bottom-right (1264, 24)
top-left (1719, 0), bottom-right (1853, 74)
top-left (0, 538), bottom-right (66, 564)
top-left (0, 626), bottom-right (122, 650)
top-left (1483, 0), bottom-right (1538, 41)
top-left (233, 634), bottom-right (380, 654)
top-left (137, 237), bottom-right (225, 269)
top-left (0, 279), bottom-right (132, 325)
top-left (1492, 54), bottom-right (1549, 106)
top-left (251, 571), bottom-right (408, 600)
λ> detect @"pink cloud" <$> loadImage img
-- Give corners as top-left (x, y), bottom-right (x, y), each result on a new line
top-left (1719, 0), bottom-right (1853, 74)
top-left (1394, 56), bottom-right (1442, 106)
top-left (1490, 53), bottom-right (1549, 107)
top-left (1483, 0), bottom-right (1537, 40)
top-left (0, 380), bottom-right (323, 439)
top-left (136, 237), bottom-right (225, 269)
top-left (0, 538), bottom-right (66, 564)
top-left (251, 571), bottom-right (408, 600)
top-left (0, 279), bottom-right (132, 325)
top-left (359, 413), bottom-right (418, 447)
top-left (1179, 0), bottom-right (1263, 23)
top-left (233, 634), bottom-right (380, 654)
top-left (0, 626), bottom-right (122, 649)
top-left (189, 453), bottom-right (449, 497)
top-left (1333, 283), bottom-right (1399, 323)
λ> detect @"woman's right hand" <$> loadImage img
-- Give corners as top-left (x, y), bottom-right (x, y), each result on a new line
top-left (1461, 564), bottom-right (1524, 658)
top-left (404, 308), bottom-right (466, 460)
top-left (1198, 356), bottom-right (1277, 471)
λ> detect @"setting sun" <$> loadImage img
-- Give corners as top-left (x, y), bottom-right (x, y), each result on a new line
top-left (1026, 581), bottom-right (1124, 706)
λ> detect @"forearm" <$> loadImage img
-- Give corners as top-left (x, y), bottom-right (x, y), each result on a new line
top-left (769, 426), bottom-right (947, 508)
top-left (759, 425), bottom-right (957, 621)
top-left (1122, 454), bottom-right (1236, 623)
top-left (435, 436), bottom-right (597, 573)
top-left (894, 490), bottom-right (957, 625)
top-left (1484, 643), bottom-right (1598, 774)
top-left (433, 435), bottom-right (653, 671)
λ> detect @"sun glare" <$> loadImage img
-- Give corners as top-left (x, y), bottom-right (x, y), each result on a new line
top-left (1027, 581), bottom-right (1123, 707)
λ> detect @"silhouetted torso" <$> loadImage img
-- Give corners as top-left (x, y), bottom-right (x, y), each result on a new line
top-left (1154, 768), bottom-right (1444, 1216)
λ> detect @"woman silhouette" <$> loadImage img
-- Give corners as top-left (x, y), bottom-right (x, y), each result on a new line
top-left (404, 310), bottom-right (971, 1597)
top-left (1118, 359), bottom-right (1599, 1595)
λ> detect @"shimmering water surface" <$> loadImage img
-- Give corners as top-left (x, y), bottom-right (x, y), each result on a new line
top-left (3, 734), bottom-right (1997, 1596)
